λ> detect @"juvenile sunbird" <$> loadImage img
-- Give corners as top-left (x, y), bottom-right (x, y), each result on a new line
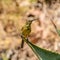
top-left (21, 14), bottom-right (38, 48)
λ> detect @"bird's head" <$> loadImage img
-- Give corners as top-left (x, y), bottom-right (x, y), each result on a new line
top-left (26, 14), bottom-right (39, 25)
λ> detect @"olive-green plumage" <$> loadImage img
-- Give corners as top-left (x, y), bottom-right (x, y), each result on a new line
top-left (21, 20), bottom-right (34, 48)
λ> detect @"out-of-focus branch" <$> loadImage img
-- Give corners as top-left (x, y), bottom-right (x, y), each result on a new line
top-left (50, 19), bottom-right (60, 36)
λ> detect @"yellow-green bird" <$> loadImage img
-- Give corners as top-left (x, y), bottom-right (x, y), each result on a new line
top-left (21, 20), bottom-right (34, 48)
top-left (21, 14), bottom-right (38, 48)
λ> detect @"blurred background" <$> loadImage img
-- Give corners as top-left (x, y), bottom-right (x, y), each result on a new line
top-left (0, 0), bottom-right (60, 60)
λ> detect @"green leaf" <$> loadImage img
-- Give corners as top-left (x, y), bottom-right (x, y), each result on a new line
top-left (57, 30), bottom-right (60, 36)
top-left (29, 0), bottom-right (37, 3)
top-left (21, 35), bottom-right (60, 60)
top-left (2, 54), bottom-right (8, 60)
top-left (2, 0), bottom-right (12, 5)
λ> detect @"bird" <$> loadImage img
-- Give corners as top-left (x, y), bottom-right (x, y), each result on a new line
top-left (21, 20), bottom-right (34, 48)
top-left (21, 14), bottom-right (38, 48)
